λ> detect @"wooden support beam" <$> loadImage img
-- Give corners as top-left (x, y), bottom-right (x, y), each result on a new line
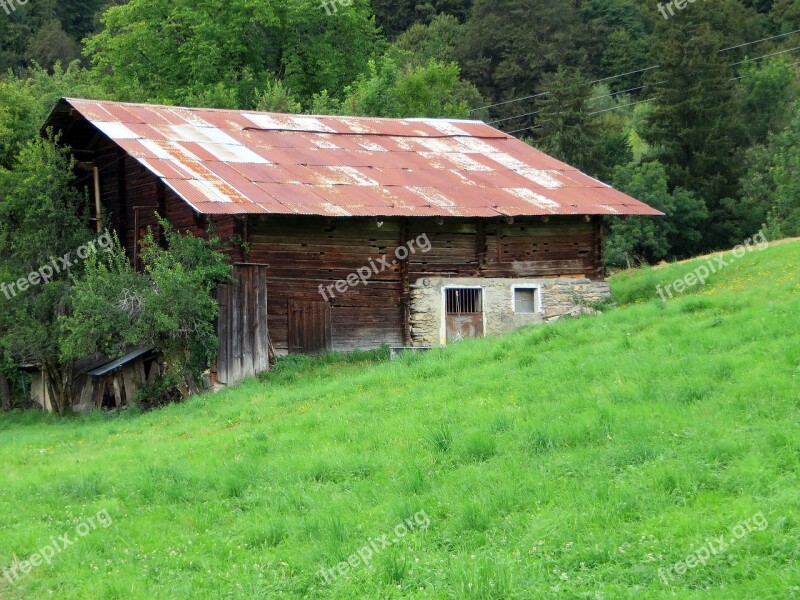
top-left (93, 167), bottom-right (102, 233)
top-left (117, 149), bottom-right (128, 249)
top-left (476, 220), bottom-right (487, 275)
top-left (400, 219), bottom-right (411, 346)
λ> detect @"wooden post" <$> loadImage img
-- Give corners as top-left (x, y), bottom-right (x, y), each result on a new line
top-left (476, 220), bottom-right (487, 274)
top-left (400, 220), bottom-right (411, 346)
top-left (0, 370), bottom-right (11, 411)
top-left (93, 167), bottom-right (102, 233)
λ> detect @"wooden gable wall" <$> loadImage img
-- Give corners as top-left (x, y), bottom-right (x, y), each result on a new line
top-left (246, 216), bottom-right (604, 353)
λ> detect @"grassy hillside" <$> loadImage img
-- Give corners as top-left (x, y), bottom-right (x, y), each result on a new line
top-left (1, 241), bottom-right (798, 599)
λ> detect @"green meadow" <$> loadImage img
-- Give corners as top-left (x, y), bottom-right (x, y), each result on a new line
top-left (1, 241), bottom-right (798, 599)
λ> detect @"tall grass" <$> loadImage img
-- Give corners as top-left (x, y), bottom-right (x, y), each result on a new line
top-left (0, 242), bottom-right (798, 599)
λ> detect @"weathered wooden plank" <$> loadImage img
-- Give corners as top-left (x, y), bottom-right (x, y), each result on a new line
top-left (255, 267), bottom-right (270, 373)
top-left (112, 375), bottom-right (124, 408)
top-left (121, 365), bottom-right (139, 405)
top-left (243, 267), bottom-right (256, 378)
top-left (92, 379), bottom-right (106, 409)
top-left (230, 270), bottom-right (242, 386)
top-left (217, 284), bottom-right (229, 385)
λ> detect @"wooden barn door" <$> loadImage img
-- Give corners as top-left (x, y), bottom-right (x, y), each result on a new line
top-left (288, 301), bottom-right (332, 354)
top-left (217, 265), bottom-right (270, 386)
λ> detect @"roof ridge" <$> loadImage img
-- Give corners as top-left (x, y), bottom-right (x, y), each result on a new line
top-left (63, 97), bottom-right (489, 126)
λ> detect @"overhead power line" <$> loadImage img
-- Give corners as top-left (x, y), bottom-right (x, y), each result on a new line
top-left (505, 97), bottom-right (655, 137)
top-left (730, 44), bottom-right (800, 66)
top-left (488, 84), bottom-right (647, 125)
top-left (587, 97), bottom-right (655, 117)
top-left (470, 67), bottom-right (659, 114)
top-left (495, 45), bottom-right (800, 130)
top-left (487, 109), bottom-right (542, 125)
top-left (588, 66), bottom-right (659, 86)
top-left (470, 92), bottom-right (550, 113)
top-left (472, 29), bottom-right (800, 115)
top-left (506, 125), bottom-right (541, 135)
top-left (719, 28), bottom-right (800, 53)
top-left (588, 84), bottom-right (648, 101)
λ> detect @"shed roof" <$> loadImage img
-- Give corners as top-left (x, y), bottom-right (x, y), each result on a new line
top-left (51, 98), bottom-right (663, 218)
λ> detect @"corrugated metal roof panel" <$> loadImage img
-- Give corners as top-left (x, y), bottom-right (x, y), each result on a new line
top-left (172, 142), bottom-right (218, 162)
top-left (124, 122), bottom-right (169, 141)
top-left (120, 104), bottom-right (184, 126)
top-left (67, 100), bottom-right (117, 122)
top-left (57, 98), bottom-right (663, 218)
top-left (367, 168), bottom-right (416, 187)
top-left (228, 162), bottom-right (294, 184)
top-left (113, 138), bottom-right (159, 159)
top-left (137, 158), bottom-right (196, 180)
top-left (252, 182), bottom-right (328, 208)
top-left (192, 201), bottom-right (273, 215)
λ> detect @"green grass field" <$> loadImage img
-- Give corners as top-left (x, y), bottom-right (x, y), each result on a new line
top-left (1, 241), bottom-right (799, 599)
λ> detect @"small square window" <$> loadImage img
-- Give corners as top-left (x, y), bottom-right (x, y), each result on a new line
top-left (514, 288), bottom-right (539, 313)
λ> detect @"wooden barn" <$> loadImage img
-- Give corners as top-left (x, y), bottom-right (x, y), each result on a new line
top-left (43, 98), bottom-right (661, 390)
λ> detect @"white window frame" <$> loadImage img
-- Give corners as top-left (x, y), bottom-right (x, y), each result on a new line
top-left (511, 284), bottom-right (542, 314)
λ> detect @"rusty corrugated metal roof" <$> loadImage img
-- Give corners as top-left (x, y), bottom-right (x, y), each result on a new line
top-left (56, 98), bottom-right (664, 218)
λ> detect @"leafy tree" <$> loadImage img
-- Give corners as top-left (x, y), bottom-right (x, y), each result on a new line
top-left (255, 78), bottom-right (302, 114)
top-left (770, 0), bottom-right (800, 30)
top-left (456, 0), bottom-right (587, 114)
top-left (276, 0), bottom-right (380, 102)
top-left (739, 101), bottom-right (800, 238)
top-left (583, 0), bottom-right (648, 92)
top-left (0, 137), bottom-right (93, 415)
top-left (415, 0), bottom-right (472, 26)
top-left (532, 67), bottom-right (602, 175)
top-left (64, 221), bottom-right (233, 398)
top-left (372, 0), bottom-right (471, 39)
top-left (584, 0), bottom-right (647, 38)
top-left (342, 57), bottom-right (476, 118)
top-left (0, 62), bottom-right (100, 169)
top-left (310, 90), bottom-right (342, 115)
top-left (584, 84), bottom-right (642, 180)
top-left (642, 13), bottom-right (743, 249)
top-left (85, 0), bottom-right (280, 105)
top-left (25, 20), bottom-right (82, 68)
top-left (55, 0), bottom-right (109, 41)
top-left (84, 0), bottom-right (379, 107)
top-left (605, 161), bottom-right (708, 267)
top-left (735, 58), bottom-right (798, 146)
top-left (394, 14), bottom-right (463, 70)
top-left (371, 0), bottom-right (418, 39)
top-left (600, 28), bottom-right (649, 94)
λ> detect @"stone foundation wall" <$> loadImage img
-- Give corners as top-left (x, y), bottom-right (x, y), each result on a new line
top-left (409, 277), bottom-right (611, 347)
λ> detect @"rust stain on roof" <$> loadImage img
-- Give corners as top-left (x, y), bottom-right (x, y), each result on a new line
top-left (56, 98), bottom-right (664, 218)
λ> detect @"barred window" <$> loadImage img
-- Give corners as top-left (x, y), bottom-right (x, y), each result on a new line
top-left (445, 288), bottom-right (482, 314)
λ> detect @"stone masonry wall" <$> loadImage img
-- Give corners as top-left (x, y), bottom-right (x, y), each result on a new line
top-left (409, 277), bottom-right (611, 347)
